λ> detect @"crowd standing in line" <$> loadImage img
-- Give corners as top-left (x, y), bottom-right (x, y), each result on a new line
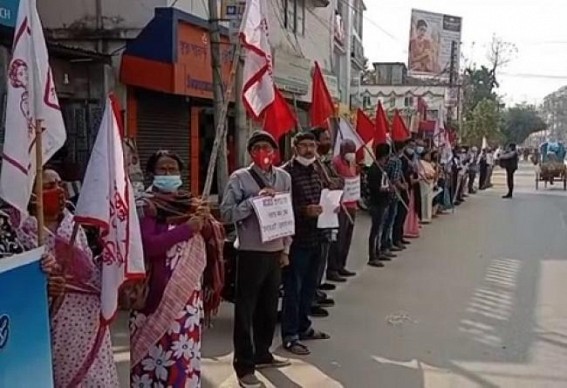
top-left (0, 126), bottom-right (516, 388)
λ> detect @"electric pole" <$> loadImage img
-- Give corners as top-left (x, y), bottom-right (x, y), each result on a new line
top-left (208, 0), bottom-right (229, 198)
top-left (447, 40), bottom-right (457, 129)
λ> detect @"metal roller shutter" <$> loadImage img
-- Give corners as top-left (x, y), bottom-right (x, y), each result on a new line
top-left (136, 90), bottom-right (190, 186)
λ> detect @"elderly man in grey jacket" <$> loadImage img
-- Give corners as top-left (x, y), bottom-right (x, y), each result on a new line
top-left (220, 130), bottom-right (292, 388)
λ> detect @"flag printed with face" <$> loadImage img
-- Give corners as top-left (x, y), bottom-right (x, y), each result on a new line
top-left (0, 0), bottom-right (66, 214)
top-left (240, 0), bottom-right (275, 119)
top-left (74, 95), bottom-right (145, 323)
top-left (333, 118), bottom-right (365, 157)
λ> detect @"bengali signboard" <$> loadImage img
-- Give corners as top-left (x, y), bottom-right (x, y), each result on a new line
top-left (408, 9), bottom-right (462, 77)
top-left (251, 193), bottom-right (295, 243)
top-left (0, 247), bottom-right (54, 387)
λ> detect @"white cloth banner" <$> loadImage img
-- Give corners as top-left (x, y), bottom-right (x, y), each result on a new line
top-left (74, 95), bottom-right (145, 323)
top-left (251, 193), bottom-right (295, 243)
top-left (240, 0), bottom-right (275, 118)
top-left (342, 176), bottom-right (361, 202)
top-left (317, 189), bottom-right (343, 229)
top-left (0, 0), bottom-right (66, 215)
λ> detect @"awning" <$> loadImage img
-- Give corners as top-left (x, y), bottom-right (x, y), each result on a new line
top-left (120, 8), bottom-right (232, 100)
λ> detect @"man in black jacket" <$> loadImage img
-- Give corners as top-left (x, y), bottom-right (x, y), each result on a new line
top-left (500, 143), bottom-right (519, 199)
top-left (367, 143), bottom-right (393, 267)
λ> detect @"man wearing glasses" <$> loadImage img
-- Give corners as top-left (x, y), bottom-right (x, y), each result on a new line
top-left (281, 132), bottom-right (332, 356)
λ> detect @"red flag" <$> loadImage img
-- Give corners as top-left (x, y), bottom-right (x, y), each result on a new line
top-left (356, 109), bottom-right (374, 144)
top-left (310, 62), bottom-right (335, 128)
top-left (391, 109), bottom-right (410, 142)
top-left (263, 87), bottom-right (297, 141)
top-left (375, 102), bottom-right (389, 145)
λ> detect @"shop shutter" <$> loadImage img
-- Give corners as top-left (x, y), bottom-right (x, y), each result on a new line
top-left (136, 90), bottom-right (190, 186)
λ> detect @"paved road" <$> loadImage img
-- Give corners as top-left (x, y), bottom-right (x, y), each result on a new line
top-left (113, 162), bottom-right (567, 387)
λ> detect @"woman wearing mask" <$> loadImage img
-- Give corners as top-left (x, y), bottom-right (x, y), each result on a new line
top-left (17, 168), bottom-right (120, 387)
top-left (130, 150), bottom-right (223, 388)
top-left (402, 144), bottom-right (420, 240)
top-left (419, 150), bottom-right (438, 223)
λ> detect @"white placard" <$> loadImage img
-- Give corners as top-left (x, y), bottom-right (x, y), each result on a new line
top-left (317, 189), bottom-right (343, 229)
top-left (342, 176), bottom-right (361, 202)
top-left (251, 193), bottom-right (295, 243)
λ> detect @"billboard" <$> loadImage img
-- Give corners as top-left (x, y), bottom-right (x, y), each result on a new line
top-left (0, 248), bottom-right (54, 387)
top-left (408, 9), bottom-right (462, 77)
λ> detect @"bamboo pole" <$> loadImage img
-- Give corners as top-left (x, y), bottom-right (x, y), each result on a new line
top-left (202, 41), bottom-right (242, 198)
top-left (34, 119), bottom-right (45, 245)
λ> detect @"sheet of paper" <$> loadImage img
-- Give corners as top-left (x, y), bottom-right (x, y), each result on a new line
top-left (342, 176), bottom-right (361, 202)
top-left (251, 193), bottom-right (295, 243)
top-left (317, 189), bottom-right (343, 229)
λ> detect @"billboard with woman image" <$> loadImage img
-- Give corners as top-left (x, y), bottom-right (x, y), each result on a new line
top-left (408, 9), bottom-right (462, 77)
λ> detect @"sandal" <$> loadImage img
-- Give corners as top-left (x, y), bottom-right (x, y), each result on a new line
top-left (284, 341), bottom-right (310, 355)
top-left (300, 329), bottom-right (331, 341)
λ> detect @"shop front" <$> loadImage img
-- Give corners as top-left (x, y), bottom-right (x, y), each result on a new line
top-left (120, 8), bottom-right (234, 194)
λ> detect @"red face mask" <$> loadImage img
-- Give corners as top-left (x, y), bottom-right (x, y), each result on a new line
top-left (251, 149), bottom-right (274, 171)
top-left (43, 187), bottom-right (66, 218)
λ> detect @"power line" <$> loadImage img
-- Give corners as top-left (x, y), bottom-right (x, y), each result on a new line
top-left (500, 72), bottom-right (567, 80)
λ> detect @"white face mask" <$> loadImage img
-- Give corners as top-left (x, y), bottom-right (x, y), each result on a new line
top-left (295, 156), bottom-right (316, 166)
top-left (344, 153), bottom-right (356, 163)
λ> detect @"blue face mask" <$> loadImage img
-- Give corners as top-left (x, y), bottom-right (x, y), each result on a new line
top-left (416, 146), bottom-right (425, 154)
top-left (153, 175), bottom-right (182, 193)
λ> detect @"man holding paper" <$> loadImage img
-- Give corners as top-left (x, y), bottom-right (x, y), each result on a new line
top-left (328, 139), bottom-right (359, 279)
top-left (282, 132), bottom-right (332, 356)
top-left (221, 131), bottom-right (292, 387)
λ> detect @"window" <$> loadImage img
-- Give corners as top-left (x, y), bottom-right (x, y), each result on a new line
top-left (283, 0), bottom-right (305, 35)
top-left (389, 97), bottom-right (396, 108)
top-left (363, 96), bottom-right (371, 109)
top-left (404, 97), bottom-right (414, 107)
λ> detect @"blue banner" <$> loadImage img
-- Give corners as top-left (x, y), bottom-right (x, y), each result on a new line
top-left (0, 0), bottom-right (19, 28)
top-left (0, 247), bottom-right (54, 388)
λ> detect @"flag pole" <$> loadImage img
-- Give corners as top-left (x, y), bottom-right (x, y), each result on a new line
top-left (202, 40), bottom-right (242, 199)
top-left (34, 119), bottom-right (45, 245)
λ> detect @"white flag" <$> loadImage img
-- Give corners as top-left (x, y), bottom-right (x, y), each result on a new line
top-left (0, 0), bottom-right (66, 214)
top-left (74, 95), bottom-right (145, 323)
top-left (333, 118), bottom-right (365, 157)
top-left (482, 136), bottom-right (488, 150)
top-left (240, 0), bottom-right (275, 118)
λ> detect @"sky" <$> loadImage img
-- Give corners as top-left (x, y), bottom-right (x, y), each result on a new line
top-left (362, 0), bottom-right (567, 106)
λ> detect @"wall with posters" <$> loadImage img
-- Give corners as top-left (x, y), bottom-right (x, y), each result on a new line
top-left (407, 9), bottom-right (462, 77)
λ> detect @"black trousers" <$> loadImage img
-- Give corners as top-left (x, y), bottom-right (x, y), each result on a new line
top-left (233, 251), bottom-right (281, 378)
top-left (368, 205), bottom-right (386, 260)
top-left (328, 208), bottom-right (357, 273)
top-left (392, 196), bottom-right (409, 245)
top-left (468, 170), bottom-right (477, 193)
top-left (479, 162), bottom-right (488, 189)
top-left (506, 168), bottom-right (515, 195)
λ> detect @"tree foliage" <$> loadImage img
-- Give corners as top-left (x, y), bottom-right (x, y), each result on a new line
top-left (501, 104), bottom-right (547, 145)
top-left (463, 98), bottom-right (502, 146)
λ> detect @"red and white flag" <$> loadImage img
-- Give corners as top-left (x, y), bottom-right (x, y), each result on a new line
top-left (240, 0), bottom-right (275, 119)
top-left (0, 0), bottom-right (66, 214)
top-left (74, 95), bottom-right (145, 323)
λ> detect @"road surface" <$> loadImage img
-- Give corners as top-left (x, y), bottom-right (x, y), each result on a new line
top-left (113, 162), bottom-right (567, 387)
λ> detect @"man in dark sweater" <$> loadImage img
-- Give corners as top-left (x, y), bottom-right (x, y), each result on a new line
top-left (281, 131), bottom-right (331, 356)
top-left (499, 143), bottom-right (519, 199)
top-left (367, 143), bottom-right (393, 267)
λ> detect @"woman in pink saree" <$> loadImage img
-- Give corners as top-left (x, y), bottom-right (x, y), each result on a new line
top-left (130, 150), bottom-right (224, 388)
top-left (17, 169), bottom-right (119, 387)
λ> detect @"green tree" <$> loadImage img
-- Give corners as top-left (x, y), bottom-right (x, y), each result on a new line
top-left (463, 98), bottom-right (502, 146)
top-left (501, 104), bottom-right (547, 145)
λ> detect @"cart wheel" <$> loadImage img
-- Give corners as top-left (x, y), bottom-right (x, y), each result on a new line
top-left (535, 173), bottom-right (539, 190)
top-left (563, 174), bottom-right (566, 191)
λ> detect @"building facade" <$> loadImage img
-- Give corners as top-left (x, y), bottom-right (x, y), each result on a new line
top-left (33, 0), bottom-right (339, 191)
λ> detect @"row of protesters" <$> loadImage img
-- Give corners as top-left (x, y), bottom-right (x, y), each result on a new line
top-left (8, 152), bottom-right (224, 388)
top-left (221, 129), bottom-right (360, 387)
